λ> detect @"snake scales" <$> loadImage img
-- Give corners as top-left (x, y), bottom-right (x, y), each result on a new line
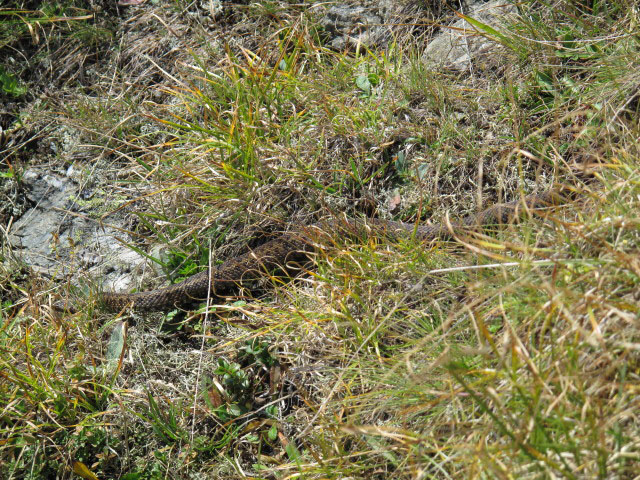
top-left (101, 190), bottom-right (562, 312)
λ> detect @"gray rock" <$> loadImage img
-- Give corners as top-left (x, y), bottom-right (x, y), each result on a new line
top-left (423, 0), bottom-right (517, 70)
top-left (7, 168), bottom-right (155, 293)
top-left (321, 4), bottom-right (387, 51)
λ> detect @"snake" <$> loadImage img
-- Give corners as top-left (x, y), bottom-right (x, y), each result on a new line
top-left (101, 190), bottom-right (563, 312)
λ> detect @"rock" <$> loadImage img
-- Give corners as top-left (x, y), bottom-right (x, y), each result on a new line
top-left (423, 0), bottom-right (517, 71)
top-left (7, 168), bottom-right (154, 293)
top-left (321, 4), bottom-right (387, 51)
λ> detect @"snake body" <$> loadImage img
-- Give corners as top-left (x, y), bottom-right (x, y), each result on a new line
top-left (102, 191), bottom-right (561, 312)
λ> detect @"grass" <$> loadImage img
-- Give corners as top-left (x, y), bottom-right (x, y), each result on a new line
top-left (1, 0), bottom-right (639, 478)
top-left (0, 1), bottom-right (114, 97)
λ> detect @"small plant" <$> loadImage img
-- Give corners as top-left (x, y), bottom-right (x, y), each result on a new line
top-left (164, 246), bottom-right (206, 282)
top-left (144, 391), bottom-right (188, 444)
top-left (237, 338), bottom-right (278, 369)
top-left (209, 358), bottom-right (252, 421)
top-left (207, 339), bottom-right (278, 422)
top-left (355, 72), bottom-right (380, 98)
top-left (0, 66), bottom-right (26, 97)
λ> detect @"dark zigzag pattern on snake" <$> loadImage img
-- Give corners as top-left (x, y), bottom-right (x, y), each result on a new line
top-left (102, 190), bottom-right (562, 312)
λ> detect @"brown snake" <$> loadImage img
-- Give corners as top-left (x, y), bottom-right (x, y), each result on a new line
top-left (101, 190), bottom-right (563, 312)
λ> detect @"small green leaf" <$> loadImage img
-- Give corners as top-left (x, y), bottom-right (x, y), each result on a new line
top-left (395, 150), bottom-right (408, 174)
top-left (268, 423), bottom-right (278, 441)
top-left (535, 71), bottom-right (555, 95)
top-left (266, 404), bottom-right (278, 418)
top-left (228, 404), bottom-right (242, 416)
top-left (105, 321), bottom-right (126, 368)
top-left (356, 75), bottom-right (372, 96)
